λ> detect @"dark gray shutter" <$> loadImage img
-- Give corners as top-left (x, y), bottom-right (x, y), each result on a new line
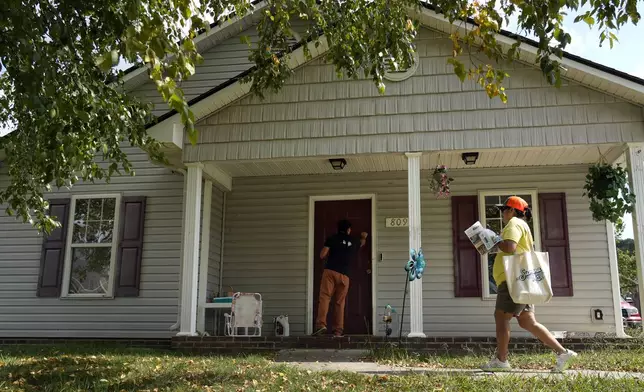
top-left (452, 196), bottom-right (482, 297)
top-left (115, 196), bottom-right (146, 297)
top-left (539, 193), bottom-right (574, 296)
top-left (37, 199), bottom-right (71, 297)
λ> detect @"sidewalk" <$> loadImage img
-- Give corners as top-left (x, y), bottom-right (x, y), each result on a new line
top-left (274, 349), bottom-right (644, 380)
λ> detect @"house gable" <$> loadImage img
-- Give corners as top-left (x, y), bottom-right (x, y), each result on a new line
top-left (128, 17), bottom-right (311, 118)
top-left (187, 27), bottom-right (644, 162)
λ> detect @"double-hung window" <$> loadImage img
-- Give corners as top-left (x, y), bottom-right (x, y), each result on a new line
top-left (61, 195), bottom-right (121, 297)
top-left (478, 190), bottom-right (541, 299)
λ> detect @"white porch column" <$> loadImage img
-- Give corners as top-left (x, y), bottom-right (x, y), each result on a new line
top-left (405, 152), bottom-right (426, 338)
top-left (177, 163), bottom-right (204, 336)
top-left (626, 145), bottom-right (644, 316)
top-left (197, 180), bottom-right (213, 334)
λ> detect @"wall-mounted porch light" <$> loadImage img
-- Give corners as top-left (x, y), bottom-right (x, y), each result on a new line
top-left (329, 158), bottom-right (347, 170)
top-left (461, 152), bottom-right (479, 165)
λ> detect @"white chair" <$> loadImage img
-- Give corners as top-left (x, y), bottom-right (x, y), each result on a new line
top-left (224, 292), bottom-right (263, 337)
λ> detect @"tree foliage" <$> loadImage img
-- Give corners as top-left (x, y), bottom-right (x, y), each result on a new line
top-left (617, 238), bottom-right (635, 254)
top-left (0, 0), bottom-right (641, 233)
top-left (618, 248), bottom-right (638, 294)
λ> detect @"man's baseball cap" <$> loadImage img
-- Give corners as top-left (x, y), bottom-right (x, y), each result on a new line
top-left (496, 196), bottom-right (529, 212)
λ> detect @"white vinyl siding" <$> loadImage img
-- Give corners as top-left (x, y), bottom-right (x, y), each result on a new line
top-left (0, 147), bottom-right (184, 338)
top-left (188, 28), bottom-right (644, 162)
top-left (221, 165), bottom-right (616, 337)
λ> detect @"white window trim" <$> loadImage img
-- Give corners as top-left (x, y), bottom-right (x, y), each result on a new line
top-left (61, 194), bottom-right (121, 299)
top-left (477, 189), bottom-right (542, 300)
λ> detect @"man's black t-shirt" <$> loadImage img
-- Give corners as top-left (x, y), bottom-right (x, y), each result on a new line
top-left (324, 232), bottom-right (360, 276)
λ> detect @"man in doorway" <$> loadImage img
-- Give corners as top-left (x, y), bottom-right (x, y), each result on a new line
top-left (313, 219), bottom-right (368, 337)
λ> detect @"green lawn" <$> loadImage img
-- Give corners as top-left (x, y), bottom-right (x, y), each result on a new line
top-left (369, 342), bottom-right (644, 373)
top-left (0, 345), bottom-right (642, 391)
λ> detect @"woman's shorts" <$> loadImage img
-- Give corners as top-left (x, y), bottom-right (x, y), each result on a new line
top-left (496, 282), bottom-right (534, 316)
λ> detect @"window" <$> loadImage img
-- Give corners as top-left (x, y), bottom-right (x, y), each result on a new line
top-left (384, 51), bottom-right (420, 82)
top-left (62, 195), bottom-right (120, 297)
top-left (478, 190), bottom-right (541, 298)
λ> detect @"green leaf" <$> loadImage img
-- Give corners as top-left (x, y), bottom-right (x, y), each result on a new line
top-left (185, 62), bottom-right (195, 76)
top-left (77, 111), bottom-right (90, 122)
top-left (95, 52), bottom-right (114, 72)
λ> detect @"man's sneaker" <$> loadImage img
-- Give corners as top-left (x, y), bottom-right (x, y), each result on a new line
top-left (312, 326), bottom-right (327, 336)
top-left (332, 333), bottom-right (344, 338)
top-left (553, 349), bottom-right (578, 372)
top-left (480, 357), bottom-right (512, 372)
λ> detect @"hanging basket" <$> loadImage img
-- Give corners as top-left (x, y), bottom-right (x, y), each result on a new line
top-left (583, 162), bottom-right (635, 232)
top-left (429, 165), bottom-right (454, 198)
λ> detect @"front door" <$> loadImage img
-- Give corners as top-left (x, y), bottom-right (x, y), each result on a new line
top-left (312, 199), bottom-right (372, 335)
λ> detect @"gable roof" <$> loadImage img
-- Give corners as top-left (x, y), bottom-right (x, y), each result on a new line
top-left (141, 3), bottom-right (644, 135)
top-left (122, 0), bottom-right (269, 91)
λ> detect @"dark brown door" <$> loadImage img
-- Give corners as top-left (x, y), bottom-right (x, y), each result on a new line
top-left (312, 199), bottom-right (372, 335)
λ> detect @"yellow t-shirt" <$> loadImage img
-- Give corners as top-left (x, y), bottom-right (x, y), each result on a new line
top-left (493, 217), bottom-right (534, 285)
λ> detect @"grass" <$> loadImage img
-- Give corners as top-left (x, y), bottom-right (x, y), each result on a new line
top-left (369, 342), bottom-right (644, 373)
top-left (626, 327), bottom-right (644, 338)
top-left (0, 345), bottom-right (641, 391)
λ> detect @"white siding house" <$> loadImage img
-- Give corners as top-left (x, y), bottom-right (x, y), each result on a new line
top-left (1, 4), bottom-right (644, 339)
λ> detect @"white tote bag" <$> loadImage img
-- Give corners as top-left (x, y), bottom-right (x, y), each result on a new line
top-left (502, 251), bottom-right (554, 304)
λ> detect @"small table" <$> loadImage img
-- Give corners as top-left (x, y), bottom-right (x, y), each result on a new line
top-left (204, 302), bottom-right (232, 309)
top-left (203, 298), bottom-right (233, 335)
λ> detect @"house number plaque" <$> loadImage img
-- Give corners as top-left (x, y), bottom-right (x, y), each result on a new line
top-left (385, 217), bottom-right (409, 228)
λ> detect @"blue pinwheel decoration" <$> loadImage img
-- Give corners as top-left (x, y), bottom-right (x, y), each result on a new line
top-left (399, 248), bottom-right (427, 341)
top-left (404, 248), bottom-right (426, 281)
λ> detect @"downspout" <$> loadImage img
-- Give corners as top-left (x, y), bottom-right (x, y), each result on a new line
top-left (170, 168), bottom-right (187, 331)
top-left (218, 192), bottom-right (227, 295)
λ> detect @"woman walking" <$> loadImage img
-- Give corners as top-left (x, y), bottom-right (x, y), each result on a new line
top-left (481, 196), bottom-right (577, 372)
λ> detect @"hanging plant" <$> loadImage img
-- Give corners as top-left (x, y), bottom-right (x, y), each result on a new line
top-left (429, 165), bottom-right (454, 198)
top-left (583, 162), bottom-right (635, 231)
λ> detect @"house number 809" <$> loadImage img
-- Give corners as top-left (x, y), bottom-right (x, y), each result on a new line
top-left (385, 217), bottom-right (409, 228)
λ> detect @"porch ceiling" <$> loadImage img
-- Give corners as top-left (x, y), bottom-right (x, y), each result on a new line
top-left (213, 144), bottom-right (624, 177)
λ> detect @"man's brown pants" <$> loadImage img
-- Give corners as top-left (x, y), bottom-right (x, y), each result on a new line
top-left (316, 269), bottom-right (350, 334)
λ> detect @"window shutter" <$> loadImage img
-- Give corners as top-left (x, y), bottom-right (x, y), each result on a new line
top-left (452, 196), bottom-right (481, 297)
top-left (115, 196), bottom-right (146, 297)
top-left (37, 199), bottom-right (71, 297)
top-left (538, 193), bottom-right (573, 296)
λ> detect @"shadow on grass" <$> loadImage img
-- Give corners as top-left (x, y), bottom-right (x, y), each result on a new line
top-left (0, 344), bottom-right (279, 392)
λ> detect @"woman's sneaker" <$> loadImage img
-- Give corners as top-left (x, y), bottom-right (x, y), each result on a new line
top-left (480, 357), bottom-right (512, 372)
top-left (553, 349), bottom-right (578, 372)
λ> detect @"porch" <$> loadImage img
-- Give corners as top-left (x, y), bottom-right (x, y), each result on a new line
top-left (170, 142), bottom-right (643, 340)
